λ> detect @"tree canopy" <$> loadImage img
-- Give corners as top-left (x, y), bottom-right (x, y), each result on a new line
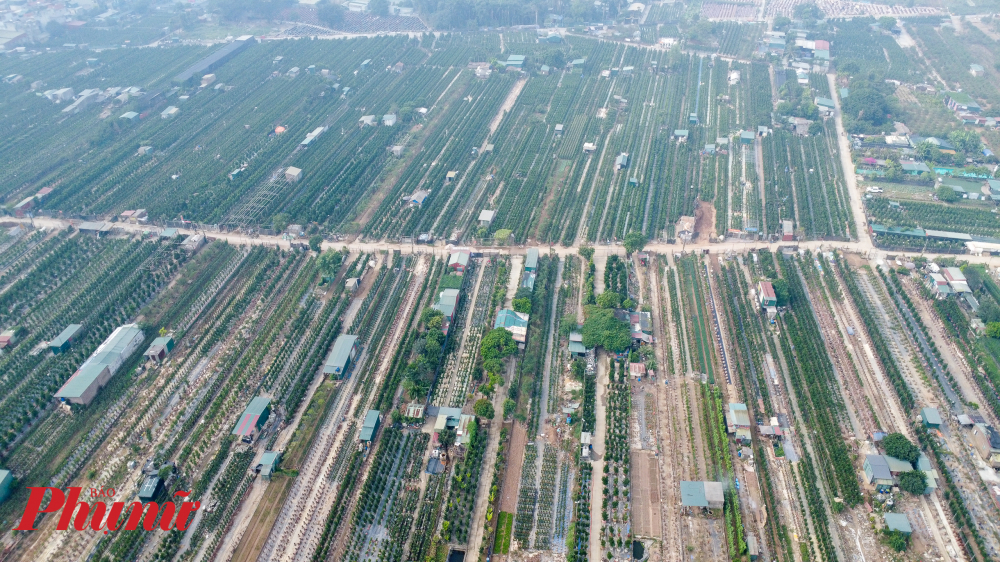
top-left (772, 278), bottom-right (790, 307)
top-left (623, 232), bottom-right (647, 255)
top-left (512, 297), bottom-right (532, 314)
top-left (473, 398), bottom-right (494, 419)
top-left (842, 86), bottom-right (894, 134)
top-left (596, 291), bottom-right (621, 309)
top-left (898, 470), bottom-right (926, 495)
top-left (316, 0), bottom-right (345, 27)
top-left (882, 432), bottom-right (919, 465)
top-left (581, 305), bottom-right (632, 352)
top-left (936, 186), bottom-right (959, 203)
top-left (481, 327), bottom-right (518, 362)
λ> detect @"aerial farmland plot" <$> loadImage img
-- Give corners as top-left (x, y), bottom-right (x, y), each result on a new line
top-left (4, 4), bottom-right (1000, 562)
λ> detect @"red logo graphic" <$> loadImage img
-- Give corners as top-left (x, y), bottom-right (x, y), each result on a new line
top-left (14, 487), bottom-right (201, 533)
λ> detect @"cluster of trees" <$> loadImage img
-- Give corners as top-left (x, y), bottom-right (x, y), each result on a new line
top-left (913, 130), bottom-right (985, 169)
top-left (480, 326), bottom-right (517, 375)
top-left (777, 72), bottom-right (820, 121)
top-left (841, 79), bottom-right (898, 134)
top-left (580, 305), bottom-right (631, 352)
top-left (401, 308), bottom-right (448, 398)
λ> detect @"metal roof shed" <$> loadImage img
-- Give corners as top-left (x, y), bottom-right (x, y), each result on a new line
top-left (922, 406), bottom-right (942, 428)
top-left (138, 476), bottom-right (162, 503)
top-left (360, 410), bottom-right (381, 442)
top-left (233, 397), bottom-right (271, 437)
top-left (524, 248), bottom-right (539, 271)
top-left (50, 324), bottom-right (82, 354)
top-left (257, 451), bottom-right (281, 480)
top-left (324, 334), bottom-right (359, 378)
top-left (884, 513), bottom-right (912, 534)
top-left (0, 469), bottom-right (10, 503)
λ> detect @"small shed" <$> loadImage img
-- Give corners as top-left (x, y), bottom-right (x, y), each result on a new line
top-left (360, 410), bottom-right (381, 443)
top-left (256, 451), bottom-right (281, 480)
top-left (50, 324), bottom-right (83, 354)
top-left (0, 469), bottom-right (11, 503)
top-left (569, 332), bottom-right (586, 357)
top-left (324, 334), bottom-right (360, 378)
top-left (524, 248), bottom-right (539, 272)
top-left (884, 513), bottom-right (912, 535)
top-left (680, 481), bottom-right (724, 509)
top-left (478, 210), bottom-right (495, 227)
top-left (629, 363), bottom-right (646, 379)
top-left (674, 129), bottom-right (689, 141)
top-left (285, 167), bottom-right (303, 182)
top-left (921, 407), bottom-right (942, 429)
top-left (583, 142), bottom-right (597, 153)
top-left (143, 336), bottom-right (175, 362)
top-left (138, 476), bottom-right (163, 503)
top-left (0, 327), bottom-right (23, 349)
top-left (740, 131), bottom-right (755, 144)
top-left (448, 251), bottom-right (471, 273)
top-left (382, 114), bottom-right (397, 126)
top-left (345, 278), bottom-right (360, 292)
top-left (445, 171), bottom-right (458, 184)
top-left (864, 454), bottom-right (894, 492)
top-left (233, 397), bottom-right (271, 441)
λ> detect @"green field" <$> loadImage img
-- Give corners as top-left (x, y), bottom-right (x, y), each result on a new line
top-left (496, 511), bottom-right (514, 554)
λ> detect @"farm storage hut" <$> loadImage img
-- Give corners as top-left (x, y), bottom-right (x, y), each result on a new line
top-left (138, 476), bottom-right (163, 503)
top-left (445, 171), bottom-right (458, 184)
top-left (360, 410), bottom-right (381, 443)
top-left (581, 431), bottom-right (593, 458)
top-left (161, 106), bottom-right (179, 119)
top-left (120, 111), bottom-right (138, 120)
top-left (921, 406), bottom-right (942, 429)
top-left (409, 190), bottom-right (430, 207)
top-left (233, 397), bottom-right (271, 442)
top-left (676, 216), bottom-right (695, 241)
top-left (478, 210), bottom-right (495, 227)
top-left (448, 251), bottom-right (470, 273)
top-left (181, 234), bottom-right (206, 252)
top-left (740, 131), bottom-right (755, 144)
top-left (615, 153), bottom-right (629, 169)
top-left (0, 469), bottom-right (11, 503)
top-left (324, 334), bottom-right (359, 378)
top-left (256, 451), bottom-right (281, 480)
top-left (863, 454), bottom-right (894, 492)
top-left (433, 289), bottom-right (461, 333)
top-left (569, 331), bottom-right (587, 357)
top-left (49, 324), bottom-right (82, 354)
top-left (629, 362), bottom-right (646, 379)
top-left (345, 278), bottom-right (360, 292)
top-left (726, 403), bottom-right (750, 433)
top-left (524, 248), bottom-right (539, 272)
top-left (883, 513), bottom-right (912, 535)
top-left (55, 324), bottom-right (144, 405)
top-left (680, 481), bottom-right (724, 509)
top-left (12, 197), bottom-right (33, 218)
top-left (495, 309), bottom-right (529, 344)
top-left (382, 114), bottom-right (397, 126)
top-left (674, 129), bottom-right (689, 141)
top-left (782, 220), bottom-right (794, 241)
top-left (0, 327), bottom-right (24, 349)
top-left (285, 167), bottom-right (303, 182)
top-left (583, 142), bottom-right (597, 153)
top-left (143, 336), bottom-right (175, 362)
top-left (758, 281), bottom-right (777, 308)
top-left (78, 221), bottom-right (113, 237)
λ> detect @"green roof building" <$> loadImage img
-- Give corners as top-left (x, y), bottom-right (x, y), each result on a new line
top-left (0, 469), bottom-right (11, 504)
top-left (324, 334), bottom-right (359, 378)
top-left (884, 513), bottom-right (912, 535)
top-left (921, 406), bottom-right (942, 428)
top-left (138, 476), bottom-right (163, 503)
top-left (55, 324), bottom-right (144, 405)
top-left (143, 336), bottom-right (174, 362)
top-left (524, 248), bottom-right (539, 271)
top-left (233, 397), bottom-right (271, 441)
top-left (49, 324), bottom-right (82, 354)
top-left (360, 410), bottom-right (381, 443)
top-left (257, 451), bottom-right (281, 480)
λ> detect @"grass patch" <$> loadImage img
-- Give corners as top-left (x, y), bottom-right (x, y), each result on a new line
top-left (496, 511), bottom-right (514, 554)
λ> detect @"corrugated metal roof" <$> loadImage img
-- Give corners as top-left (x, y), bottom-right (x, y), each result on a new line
top-left (865, 454), bottom-right (892, 480)
top-left (524, 248), bottom-right (539, 270)
top-left (56, 324), bottom-right (143, 399)
top-left (884, 513), bottom-right (912, 534)
top-left (922, 407), bottom-right (942, 425)
top-left (680, 481), bottom-right (708, 507)
top-left (233, 397), bottom-right (270, 436)
top-left (324, 334), bottom-right (358, 374)
top-left (50, 324), bottom-right (82, 348)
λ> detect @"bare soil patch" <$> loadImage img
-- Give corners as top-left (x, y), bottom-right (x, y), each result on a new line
top-left (631, 450), bottom-right (662, 539)
top-left (230, 475), bottom-right (294, 562)
top-left (694, 200), bottom-right (716, 242)
top-left (499, 421), bottom-right (527, 513)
